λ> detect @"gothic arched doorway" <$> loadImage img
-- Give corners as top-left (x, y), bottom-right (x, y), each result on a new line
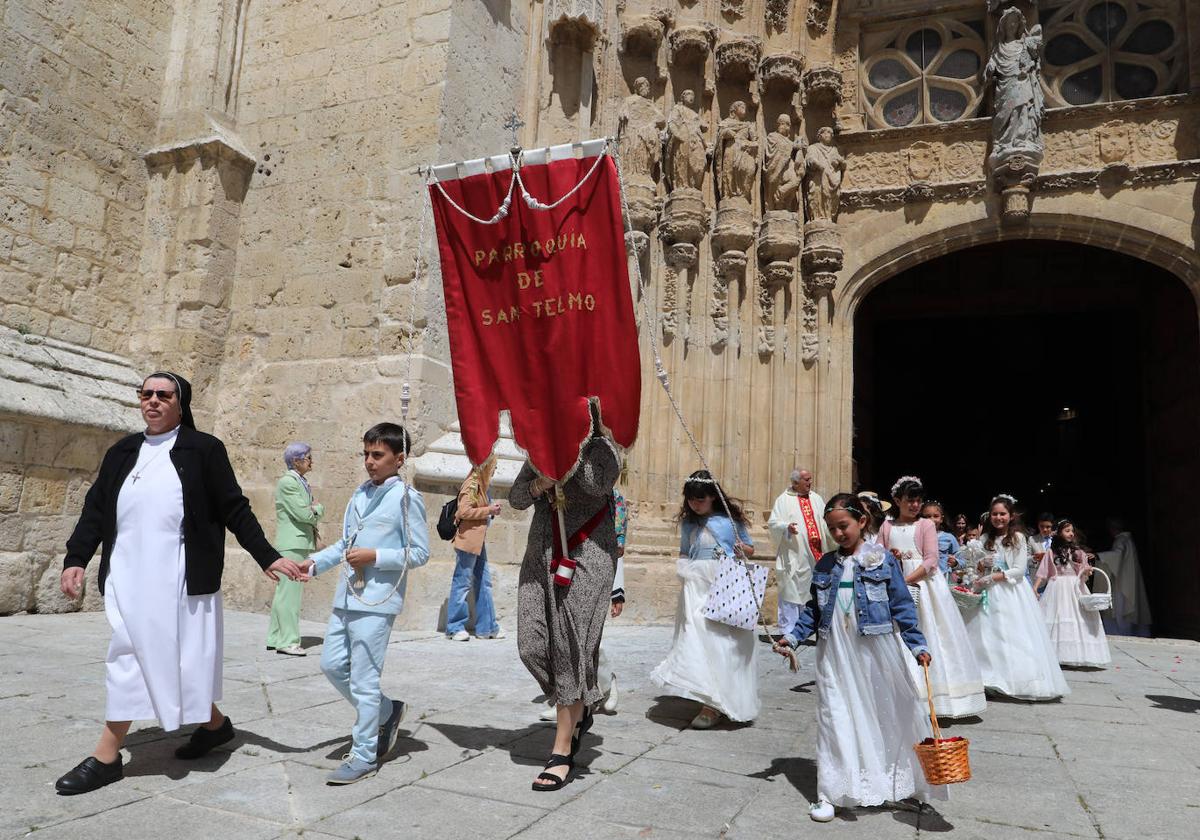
top-left (853, 240), bottom-right (1200, 640)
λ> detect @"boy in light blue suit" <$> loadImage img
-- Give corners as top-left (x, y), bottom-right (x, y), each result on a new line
top-left (304, 423), bottom-right (429, 785)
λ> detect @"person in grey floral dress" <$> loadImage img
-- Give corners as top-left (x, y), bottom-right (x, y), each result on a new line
top-left (511, 424), bottom-right (620, 791)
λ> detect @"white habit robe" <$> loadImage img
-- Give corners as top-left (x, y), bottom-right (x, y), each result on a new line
top-left (1097, 532), bottom-right (1152, 636)
top-left (104, 427), bottom-right (223, 730)
top-left (768, 490), bottom-right (834, 609)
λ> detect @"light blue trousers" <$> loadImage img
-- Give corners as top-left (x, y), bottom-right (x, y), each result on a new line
top-left (320, 608), bottom-right (395, 765)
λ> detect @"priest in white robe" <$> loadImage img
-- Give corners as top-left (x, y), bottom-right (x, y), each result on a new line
top-left (767, 469), bottom-right (834, 633)
top-left (1097, 518), bottom-right (1152, 637)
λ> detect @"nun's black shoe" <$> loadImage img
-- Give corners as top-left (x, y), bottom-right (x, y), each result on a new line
top-left (55, 755), bottom-right (123, 795)
top-left (175, 716), bottom-right (235, 759)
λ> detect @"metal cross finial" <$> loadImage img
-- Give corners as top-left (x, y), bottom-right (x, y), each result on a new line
top-left (503, 109), bottom-right (526, 150)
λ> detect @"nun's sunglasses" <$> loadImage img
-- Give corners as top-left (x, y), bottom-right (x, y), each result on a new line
top-left (136, 389), bottom-right (177, 401)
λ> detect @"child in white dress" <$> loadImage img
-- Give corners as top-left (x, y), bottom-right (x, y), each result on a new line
top-left (652, 471), bottom-right (759, 729)
top-left (881, 478), bottom-right (985, 719)
top-left (962, 495), bottom-right (1070, 701)
top-left (775, 493), bottom-right (945, 822)
top-left (1034, 519), bottom-right (1111, 668)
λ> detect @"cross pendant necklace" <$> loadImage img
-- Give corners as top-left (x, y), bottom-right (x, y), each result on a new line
top-left (130, 445), bottom-right (169, 484)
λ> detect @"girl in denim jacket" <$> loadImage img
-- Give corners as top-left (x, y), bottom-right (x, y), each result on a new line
top-left (775, 493), bottom-right (945, 822)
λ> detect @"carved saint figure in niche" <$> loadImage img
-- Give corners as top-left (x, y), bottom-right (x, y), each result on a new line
top-left (714, 100), bottom-right (758, 205)
top-left (663, 89), bottom-right (708, 192)
top-left (617, 77), bottom-right (666, 186)
top-left (984, 7), bottom-right (1045, 169)
top-left (804, 127), bottom-right (845, 221)
top-left (763, 113), bottom-right (806, 212)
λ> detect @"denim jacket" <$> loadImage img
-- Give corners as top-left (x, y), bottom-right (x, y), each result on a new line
top-left (784, 543), bottom-right (928, 658)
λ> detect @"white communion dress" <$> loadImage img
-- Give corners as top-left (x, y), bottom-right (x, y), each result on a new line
top-left (1038, 552), bottom-right (1111, 668)
top-left (888, 523), bottom-right (986, 718)
top-left (815, 559), bottom-right (947, 808)
top-left (103, 427), bottom-right (223, 730)
top-left (963, 535), bottom-right (1069, 701)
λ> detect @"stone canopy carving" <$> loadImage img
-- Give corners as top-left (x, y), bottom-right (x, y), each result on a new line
top-left (620, 8), bottom-right (673, 56)
top-left (668, 24), bottom-right (717, 64)
top-left (546, 0), bottom-right (606, 46)
top-left (715, 36), bottom-right (762, 81)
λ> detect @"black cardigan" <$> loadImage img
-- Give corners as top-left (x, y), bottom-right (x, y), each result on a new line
top-left (63, 426), bottom-right (281, 596)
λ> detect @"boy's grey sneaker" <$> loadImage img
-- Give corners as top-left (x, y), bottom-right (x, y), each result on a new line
top-left (326, 755), bottom-right (378, 785)
top-left (377, 700), bottom-right (407, 762)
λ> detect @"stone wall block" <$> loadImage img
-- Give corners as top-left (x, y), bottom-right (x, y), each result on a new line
top-left (0, 471), bottom-right (23, 513)
top-left (0, 551), bottom-right (38, 614)
top-left (33, 559), bottom-right (78, 613)
top-left (17, 471), bottom-right (68, 514)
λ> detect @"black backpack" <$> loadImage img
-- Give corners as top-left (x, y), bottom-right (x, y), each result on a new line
top-left (436, 497), bottom-right (459, 540)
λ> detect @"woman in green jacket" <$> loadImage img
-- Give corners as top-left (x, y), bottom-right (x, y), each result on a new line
top-left (266, 442), bottom-right (324, 655)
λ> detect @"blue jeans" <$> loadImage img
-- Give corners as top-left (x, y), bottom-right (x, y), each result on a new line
top-left (446, 546), bottom-right (498, 636)
top-left (320, 609), bottom-right (395, 765)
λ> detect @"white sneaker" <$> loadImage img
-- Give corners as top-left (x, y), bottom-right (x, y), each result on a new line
top-left (538, 703), bottom-right (557, 722)
top-left (601, 677), bottom-right (619, 713)
top-left (450, 630), bottom-right (470, 642)
top-left (276, 645), bottom-right (306, 656)
top-left (479, 627), bottom-right (507, 639)
top-left (809, 800), bottom-right (835, 822)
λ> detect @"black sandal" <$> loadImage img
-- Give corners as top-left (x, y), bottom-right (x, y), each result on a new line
top-left (570, 707), bottom-right (594, 756)
top-left (531, 753), bottom-right (574, 791)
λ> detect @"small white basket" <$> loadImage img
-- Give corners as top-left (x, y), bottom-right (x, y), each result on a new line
top-left (1078, 566), bottom-right (1112, 613)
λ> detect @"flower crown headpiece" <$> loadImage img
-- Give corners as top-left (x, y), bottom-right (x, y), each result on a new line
top-left (890, 475), bottom-right (923, 496)
top-left (993, 493), bottom-right (1018, 505)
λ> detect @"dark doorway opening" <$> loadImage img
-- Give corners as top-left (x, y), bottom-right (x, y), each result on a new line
top-left (854, 240), bottom-right (1200, 640)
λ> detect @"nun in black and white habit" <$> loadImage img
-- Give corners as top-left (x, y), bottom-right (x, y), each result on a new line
top-left (55, 372), bottom-right (306, 795)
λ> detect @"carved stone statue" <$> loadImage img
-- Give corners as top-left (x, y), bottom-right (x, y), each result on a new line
top-left (663, 89), bottom-right (708, 192)
top-left (804, 127), bottom-right (845, 221)
top-left (714, 100), bottom-right (758, 205)
top-left (763, 113), bottom-right (805, 212)
top-left (617, 77), bottom-right (665, 186)
top-left (984, 7), bottom-right (1045, 171)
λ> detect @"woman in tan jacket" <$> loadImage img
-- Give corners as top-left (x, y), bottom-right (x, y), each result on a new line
top-left (447, 456), bottom-right (504, 641)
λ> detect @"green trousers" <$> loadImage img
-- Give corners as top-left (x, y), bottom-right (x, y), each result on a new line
top-left (266, 551), bottom-right (307, 649)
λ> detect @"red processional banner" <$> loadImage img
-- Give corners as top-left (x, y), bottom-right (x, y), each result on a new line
top-left (429, 154), bottom-right (641, 481)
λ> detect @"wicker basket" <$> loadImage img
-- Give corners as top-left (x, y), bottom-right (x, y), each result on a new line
top-left (950, 586), bottom-right (984, 612)
top-left (1078, 566), bottom-right (1112, 613)
top-left (913, 663), bottom-right (972, 785)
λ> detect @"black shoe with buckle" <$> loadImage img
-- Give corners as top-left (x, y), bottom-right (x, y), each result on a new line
top-left (174, 716), bottom-right (235, 760)
top-left (55, 755), bottom-right (124, 795)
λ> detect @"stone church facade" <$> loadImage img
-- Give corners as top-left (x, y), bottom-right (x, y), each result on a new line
top-left (2, 1), bottom-right (1197, 636)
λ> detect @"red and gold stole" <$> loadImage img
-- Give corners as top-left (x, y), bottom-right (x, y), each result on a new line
top-left (797, 495), bottom-right (823, 558)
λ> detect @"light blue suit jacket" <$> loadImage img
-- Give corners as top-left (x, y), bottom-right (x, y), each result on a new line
top-left (309, 478), bottom-right (430, 615)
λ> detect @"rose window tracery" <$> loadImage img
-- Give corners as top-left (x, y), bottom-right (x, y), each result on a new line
top-left (859, 16), bottom-right (986, 130)
top-left (1039, 0), bottom-right (1185, 107)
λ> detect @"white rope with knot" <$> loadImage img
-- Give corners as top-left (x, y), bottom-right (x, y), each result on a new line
top-left (609, 143), bottom-right (798, 673)
top-left (431, 144), bottom-right (611, 223)
top-left (339, 170), bottom-right (433, 607)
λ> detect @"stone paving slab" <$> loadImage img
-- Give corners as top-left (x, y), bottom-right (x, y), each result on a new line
top-left (0, 611), bottom-right (1197, 839)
